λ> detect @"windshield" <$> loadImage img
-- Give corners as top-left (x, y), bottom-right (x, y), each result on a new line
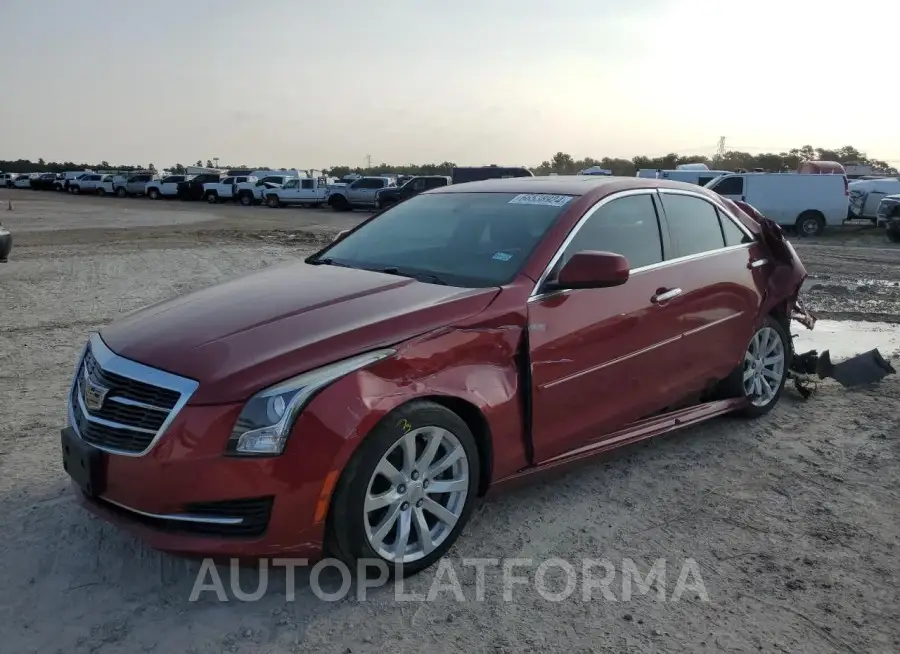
top-left (310, 192), bottom-right (573, 287)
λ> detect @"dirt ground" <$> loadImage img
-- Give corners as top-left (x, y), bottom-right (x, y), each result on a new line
top-left (1, 189), bottom-right (899, 653)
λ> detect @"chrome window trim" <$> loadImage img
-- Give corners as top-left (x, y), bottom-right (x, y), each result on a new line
top-left (67, 332), bottom-right (199, 458)
top-left (99, 496), bottom-right (244, 525)
top-left (528, 187), bottom-right (756, 303)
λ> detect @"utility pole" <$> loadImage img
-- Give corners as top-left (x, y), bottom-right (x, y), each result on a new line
top-left (716, 136), bottom-right (726, 161)
top-left (365, 154), bottom-right (372, 169)
top-left (213, 157), bottom-right (219, 168)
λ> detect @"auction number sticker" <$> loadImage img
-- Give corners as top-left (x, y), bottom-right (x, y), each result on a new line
top-left (508, 194), bottom-right (573, 207)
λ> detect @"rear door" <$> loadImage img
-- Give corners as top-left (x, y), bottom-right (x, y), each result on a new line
top-left (528, 190), bottom-right (690, 462)
top-left (655, 189), bottom-right (764, 390)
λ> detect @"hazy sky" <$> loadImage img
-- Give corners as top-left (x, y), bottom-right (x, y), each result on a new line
top-left (2, 0), bottom-right (898, 169)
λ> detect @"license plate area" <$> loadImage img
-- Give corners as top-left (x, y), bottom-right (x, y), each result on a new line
top-left (61, 428), bottom-right (107, 497)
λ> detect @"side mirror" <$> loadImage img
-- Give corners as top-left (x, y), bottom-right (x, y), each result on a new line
top-left (332, 229), bottom-right (350, 243)
top-left (551, 251), bottom-right (630, 290)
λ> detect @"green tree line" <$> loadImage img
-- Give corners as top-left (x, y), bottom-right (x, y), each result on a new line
top-left (2, 144), bottom-right (895, 178)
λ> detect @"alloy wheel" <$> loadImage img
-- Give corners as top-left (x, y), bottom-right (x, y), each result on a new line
top-left (363, 426), bottom-right (469, 564)
top-left (742, 326), bottom-right (785, 407)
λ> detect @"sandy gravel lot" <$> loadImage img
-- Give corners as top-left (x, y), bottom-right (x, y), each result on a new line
top-left (1, 190), bottom-right (899, 653)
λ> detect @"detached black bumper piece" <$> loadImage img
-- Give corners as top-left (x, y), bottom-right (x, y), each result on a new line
top-left (793, 348), bottom-right (896, 388)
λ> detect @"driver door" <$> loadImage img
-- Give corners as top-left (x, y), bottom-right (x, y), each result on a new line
top-left (527, 190), bottom-right (688, 462)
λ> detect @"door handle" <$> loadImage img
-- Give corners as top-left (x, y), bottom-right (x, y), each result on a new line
top-left (651, 288), bottom-right (682, 303)
top-left (749, 258), bottom-right (768, 269)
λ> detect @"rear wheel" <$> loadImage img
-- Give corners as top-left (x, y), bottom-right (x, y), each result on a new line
top-left (329, 195), bottom-right (350, 212)
top-left (888, 227), bottom-right (900, 243)
top-left (115, 187), bottom-right (127, 198)
top-left (206, 192), bottom-right (218, 204)
top-left (239, 192), bottom-right (253, 206)
top-left (148, 188), bottom-right (160, 200)
top-left (71, 186), bottom-right (81, 195)
top-left (795, 211), bottom-right (825, 237)
top-left (721, 316), bottom-right (789, 417)
top-left (327, 401), bottom-right (480, 577)
top-left (96, 188), bottom-right (105, 196)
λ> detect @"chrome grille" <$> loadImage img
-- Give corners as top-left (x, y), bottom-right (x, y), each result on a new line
top-left (68, 334), bottom-right (199, 456)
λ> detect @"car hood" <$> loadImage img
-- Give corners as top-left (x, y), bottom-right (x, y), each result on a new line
top-left (100, 262), bottom-right (499, 404)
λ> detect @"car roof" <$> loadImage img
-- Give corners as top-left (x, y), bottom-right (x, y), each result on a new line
top-left (429, 175), bottom-right (718, 198)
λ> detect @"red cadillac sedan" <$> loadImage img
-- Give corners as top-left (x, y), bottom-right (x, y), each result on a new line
top-left (61, 176), bottom-right (809, 576)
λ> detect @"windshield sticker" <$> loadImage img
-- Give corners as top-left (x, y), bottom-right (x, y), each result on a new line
top-left (492, 252), bottom-right (513, 262)
top-left (508, 193), bottom-right (573, 207)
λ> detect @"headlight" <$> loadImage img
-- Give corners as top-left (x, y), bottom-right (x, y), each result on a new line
top-left (226, 348), bottom-right (396, 456)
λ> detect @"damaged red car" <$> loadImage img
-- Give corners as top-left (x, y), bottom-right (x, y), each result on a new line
top-left (61, 176), bottom-right (810, 576)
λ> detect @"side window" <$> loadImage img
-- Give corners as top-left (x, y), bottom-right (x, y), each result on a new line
top-left (301, 179), bottom-right (314, 190)
top-left (411, 179), bottom-right (426, 191)
top-left (221, 177), bottom-right (233, 185)
top-left (560, 194), bottom-right (664, 271)
top-left (718, 210), bottom-right (750, 247)
top-left (710, 176), bottom-right (744, 196)
top-left (659, 193), bottom-right (726, 257)
top-left (283, 179), bottom-right (299, 189)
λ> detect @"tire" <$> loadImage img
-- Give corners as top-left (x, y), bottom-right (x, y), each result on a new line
top-left (329, 195), bottom-right (350, 212)
top-left (266, 195), bottom-right (281, 208)
top-left (720, 315), bottom-right (790, 418)
top-left (148, 188), bottom-right (160, 200)
top-left (96, 188), bottom-right (105, 196)
top-left (116, 187), bottom-right (127, 198)
top-left (887, 228), bottom-right (900, 243)
top-left (239, 192), bottom-right (253, 206)
top-left (326, 400), bottom-right (480, 578)
top-left (795, 211), bottom-right (825, 237)
top-left (71, 186), bottom-right (81, 195)
top-left (206, 192), bottom-right (218, 204)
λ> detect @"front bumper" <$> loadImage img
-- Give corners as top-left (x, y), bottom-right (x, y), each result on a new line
top-left (63, 400), bottom-right (341, 559)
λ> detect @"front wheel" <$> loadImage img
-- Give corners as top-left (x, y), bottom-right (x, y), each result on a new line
top-left (116, 187), bottom-right (127, 198)
top-left (148, 189), bottom-right (160, 200)
top-left (206, 192), bottom-right (218, 204)
top-left (239, 192), bottom-right (253, 206)
top-left (887, 227), bottom-right (900, 243)
top-left (327, 401), bottom-right (480, 577)
top-left (266, 195), bottom-right (281, 208)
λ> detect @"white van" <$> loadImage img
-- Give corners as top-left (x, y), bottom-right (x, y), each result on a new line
top-left (636, 168), bottom-right (730, 186)
top-left (705, 173), bottom-right (849, 236)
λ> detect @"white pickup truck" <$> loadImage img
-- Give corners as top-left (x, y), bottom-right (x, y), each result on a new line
top-left (145, 175), bottom-right (187, 199)
top-left (96, 174), bottom-right (127, 196)
top-left (233, 174), bottom-right (297, 206)
top-left (202, 175), bottom-right (254, 203)
top-left (69, 173), bottom-right (108, 194)
top-left (325, 176), bottom-right (394, 211)
top-left (264, 177), bottom-right (329, 208)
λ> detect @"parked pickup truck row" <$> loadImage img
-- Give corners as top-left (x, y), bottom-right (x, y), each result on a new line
top-left (8, 165), bottom-right (540, 215)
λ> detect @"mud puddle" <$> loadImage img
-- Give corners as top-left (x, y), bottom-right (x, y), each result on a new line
top-left (793, 319), bottom-right (900, 359)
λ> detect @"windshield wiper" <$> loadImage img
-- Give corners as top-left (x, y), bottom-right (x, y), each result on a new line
top-left (308, 257), bottom-right (357, 268)
top-left (381, 267), bottom-right (448, 285)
